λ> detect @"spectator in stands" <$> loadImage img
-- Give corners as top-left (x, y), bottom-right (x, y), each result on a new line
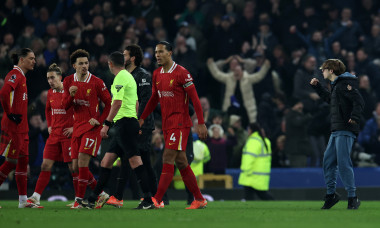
top-left (200, 97), bottom-right (220, 127)
top-left (227, 115), bottom-right (248, 168)
top-left (173, 35), bottom-right (198, 76)
top-left (272, 134), bottom-right (288, 167)
top-left (256, 22), bottom-right (278, 55)
top-left (363, 24), bottom-right (380, 60)
top-left (257, 93), bottom-right (284, 143)
top-left (252, 50), bottom-right (276, 103)
top-left (236, 1), bottom-right (257, 43)
top-left (358, 102), bottom-right (380, 165)
top-left (206, 124), bottom-right (236, 174)
top-left (22, 0), bottom-right (64, 37)
top-left (175, 0), bottom-right (204, 29)
top-left (293, 55), bottom-right (322, 113)
top-left (16, 24), bottom-right (36, 49)
top-left (209, 15), bottom-right (241, 59)
top-left (43, 38), bottom-right (58, 66)
top-left (238, 123), bottom-right (274, 200)
top-left (329, 7), bottom-right (364, 52)
top-left (207, 57), bottom-right (270, 126)
top-left (177, 21), bottom-right (197, 51)
top-left (358, 75), bottom-right (377, 121)
top-left (284, 99), bottom-right (313, 167)
top-left (290, 25), bottom-right (346, 66)
top-left (132, 0), bottom-right (161, 27)
top-left (355, 48), bottom-right (380, 98)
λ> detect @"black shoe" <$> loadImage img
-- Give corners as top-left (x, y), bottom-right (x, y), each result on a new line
top-left (321, 192), bottom-right (341, 209)
top-left (134, 200), bottom-right (156, 210)
top-left (347, 196), bottom-right (361, 209)
top-left (77, 198), bottom-right (94, 209)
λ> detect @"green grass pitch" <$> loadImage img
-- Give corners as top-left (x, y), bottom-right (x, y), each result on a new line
top-left (1, 201), bottom-right (380, 228)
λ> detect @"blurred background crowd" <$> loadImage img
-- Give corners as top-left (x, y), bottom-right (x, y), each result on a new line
top-left (1, 0), bottom-right (380, 191)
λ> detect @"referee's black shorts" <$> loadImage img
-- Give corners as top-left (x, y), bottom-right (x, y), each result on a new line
top-left (107, 117), bottom-right (140, 159)
top-left (137, 129), bottom-right (152, 152)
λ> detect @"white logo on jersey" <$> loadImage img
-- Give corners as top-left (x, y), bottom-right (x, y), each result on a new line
top-left (8, 75), bottom-right (16, 83)
top-left (158, 91), bottom-right (174, 97)
top-left (142, 79), bottom-right (146, 83)
top-left (185, 74), bottom-right (193, 82)
top-left (23, 93), bottom-right (28, 101)
top-left (53, 109), bottom-right (67, 114)
top-left (73, 99), bottom-right (90, 107)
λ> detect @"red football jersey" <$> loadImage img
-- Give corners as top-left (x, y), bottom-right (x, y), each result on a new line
top-left (152, 62), bottom-right (194, 130)
top-left (46, 88), bottom-right (74, 138)
top-left (0, 66), bottom-right (29, 133)
top-left (62, 72), bottom-right (111, 137)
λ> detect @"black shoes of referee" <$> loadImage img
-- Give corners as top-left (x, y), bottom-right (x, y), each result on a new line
top-left (134, 199), bottom-right (156, 210)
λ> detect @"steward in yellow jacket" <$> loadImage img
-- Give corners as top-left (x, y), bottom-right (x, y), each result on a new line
top-left (238, 123), bottom-right (274, 200)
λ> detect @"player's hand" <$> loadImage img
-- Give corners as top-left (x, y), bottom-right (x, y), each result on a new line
top-left (48, 127), bottom-right (52, 134)
top-left (139, 130), bottom-right (142, 135)
top-left (138, 119), bottom-right (144, 127)
top-left (310, 78), bottom-right (319, 86)
top-left (196, 123), bottom-right (208, 141)
top-left (7, 113), bottom-right (22, 124)
top-left (100, 125), bottom-right (109, 138)
top-left (69, 86), bottom-right (78, 97)
top-left (89, 118), bottom-right (100, 126)
top-left (63, 127), bottom-right (73, 137)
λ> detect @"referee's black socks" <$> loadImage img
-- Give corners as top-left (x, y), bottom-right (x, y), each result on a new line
top-left (89, 167), bottom-right (112, 203)
top-left (134, 164), bottom-right (153, 203)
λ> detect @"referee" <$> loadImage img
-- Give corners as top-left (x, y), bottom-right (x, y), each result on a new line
top-left (81, 51), bottom-right (155, 209)
top-left (106, 45), bottom-right (158, 206)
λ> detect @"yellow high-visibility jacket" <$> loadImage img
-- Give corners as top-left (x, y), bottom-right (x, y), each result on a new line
top-left (238, 131), bottom-right (272, 191)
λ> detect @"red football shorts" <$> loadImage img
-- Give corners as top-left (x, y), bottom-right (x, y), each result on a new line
top-left (71, 127), bottom-right (101, 159)
top-left (0, 131), bottom-right (29, 159)
top-left (43, 135), bottom-right (72, 163)
top-left (163, 128), bottom-right (190, 151)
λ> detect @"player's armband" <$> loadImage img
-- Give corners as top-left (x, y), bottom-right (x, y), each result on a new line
top-left (183, 81), bottom-right (193, 88)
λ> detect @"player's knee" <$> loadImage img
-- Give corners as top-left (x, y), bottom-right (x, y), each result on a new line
top-left (129, 156), bottom-right (143, 169)
top-left (175, 159), bottom-right (188, 170)
top-left (41, 162), bottom-right (53, 171)
top-left (100, 159), bottom-right (113, 169)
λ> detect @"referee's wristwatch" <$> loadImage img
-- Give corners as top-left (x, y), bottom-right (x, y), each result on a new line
top-left (103, 119), bottom-right (114, 127)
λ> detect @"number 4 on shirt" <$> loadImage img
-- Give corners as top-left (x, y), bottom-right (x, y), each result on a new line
top-left (170, 133), bottom-right (176, 142)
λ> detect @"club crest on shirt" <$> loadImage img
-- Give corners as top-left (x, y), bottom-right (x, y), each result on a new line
top-left (115, 85), bottom-right (123, 92)
top-left (185, 74), bottom-right (192, 82)
top-left (347, 84), bottom-right (352, 91)
top-left (169, 79), bottom-right (174, 87)
top-left (8, 75), bottom-right (16, 83)
top-left (86, 89), bottom-right (91, 96)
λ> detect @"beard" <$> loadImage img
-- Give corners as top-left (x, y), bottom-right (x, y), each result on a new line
top-left (125, 59), bottom-right (132, 69)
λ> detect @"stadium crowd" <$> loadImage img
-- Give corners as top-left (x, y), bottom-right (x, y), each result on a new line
top-left (1, 0), bottom-right (380, 193)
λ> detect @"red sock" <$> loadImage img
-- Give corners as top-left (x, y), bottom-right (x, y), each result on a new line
top-left (15, 156), bottom-right (28, 196)
top-left (0, 161), bottom-right (16, 185)
top-left (71, 172), bottom-right (78, 197)
top-left (34, 171), bottom-right (51, 195)
top-left (78, 167), bottom-right (89, 198)
top-left (180, 165), bottom-right (204, 201)
top-left (87, 171), bottom-right (97, 190)
top-left (154, 164), bottom-right (174, 202)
